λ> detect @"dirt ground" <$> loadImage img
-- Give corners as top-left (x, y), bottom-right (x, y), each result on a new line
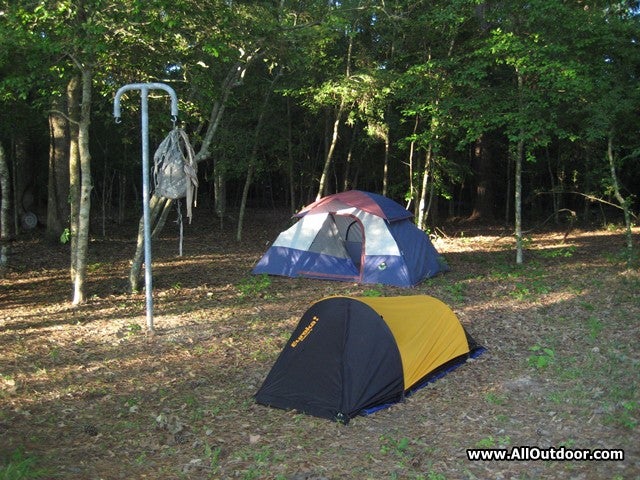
top-left (1, 209), bottom-right (638, 480)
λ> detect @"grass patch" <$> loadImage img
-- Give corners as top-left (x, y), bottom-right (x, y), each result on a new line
top-left (237, 274), bottom-right (272, 299)
top-left (537, 246), bottom-right (577, 259)
top-left (527, 345), bottom-right (555, 369)
top-left (0, 450), bottom-right (50, 480)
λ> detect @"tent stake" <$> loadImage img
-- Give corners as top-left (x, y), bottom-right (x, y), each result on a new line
top-left (113, 83), bottom-right (179, 333)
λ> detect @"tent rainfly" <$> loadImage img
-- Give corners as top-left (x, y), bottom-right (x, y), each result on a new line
top-left (252, 190), bottom-right (448, 287)
top-left (255, 295), bottom-right (484, 423)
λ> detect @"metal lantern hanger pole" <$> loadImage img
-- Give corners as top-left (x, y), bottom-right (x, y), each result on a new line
top-left (113, 83), bottom-right (179, 333)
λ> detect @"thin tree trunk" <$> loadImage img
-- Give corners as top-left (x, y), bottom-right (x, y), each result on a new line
top-left (547, 148), bottom-right (560, 224)
top-left (0, 143), bottom-right (10, 273)
top-left (72, 68), bottom-right (93, 305)
top-left (68, 76), bottom-right (81, 283)
top-left (407, 115), bottom-right (419, 212)
top-left (416, 143), bottom-right (433, 230)
top-left (47, 97), bottom-right (70, 242)
top-left (607, 131), bottom-right (634, 262)
top-left (469, 134), bottom-right (495, 221)
top-left (213, 160), bottom-right (226, 229)
top-left (316, 36), bottom-right (353, 201)
top-left (316, 100), bottom-right (344, 201)
top-left (237, 164), bottom-right (255, 242)
top-left (343, 127), bottom-right (357, 192)
top-left (117, 172), bottom-right (126, 225)
top-left (382, 127), bottom-right (390, 197)
top-left (504, 152), bottom-right (512, 226)
top-left (515, 69), bottom-right (525, 265)
top-left (515, 137), bottom-right (524, 265)
top-left (237, 69), bottom-right (282, 242)
top-left (195, 51), bottom-right (259, 162)
top-left (286, 99), bottom-right (296, 214)
top-left (129, 194), bottom-right (173, 292)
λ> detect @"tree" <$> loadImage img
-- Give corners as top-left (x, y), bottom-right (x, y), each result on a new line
top-left (575, 2), bottom-right (640, 263)
top-left (472, 1), bottom-right (589, 263)
top-left (392, 0), bottom-right (478, 229)
top-left (0, 142), bottom-right (9, 272)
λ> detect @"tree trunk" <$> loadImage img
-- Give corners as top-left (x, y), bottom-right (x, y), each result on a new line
top-left (382, 127), bottom-right (390, 197)
top-left (514, 69), bottom-right (524, 265)
top-left (416, 143), bottom-right (433, 230)
top-left (237, 164), bottom-right (255, 243)
top-left (237, 68), bottom-right (281, 242)
top-left (514, 137), bottom-right (524, 265)
top-left (607, 131), bottom-right (634, 263)
top-left (213, 160), bottom-right (226, 229)
top-left (0, 143), bottom-right (10, 273)
top-left (342, 127), bottom-right (357, 192)
top-left (316, 101), bottom-right (344, 201)
top-left (316, 36), bottom-right (352, 201)
top-left (504, 151), bottom-right (512, 226)
top-left (47, 97), bottom-right (71, 242)
top-left (546, 148), bottom-right (560, 224)
top-left (117, 172), bottom-right (126, 225)
top-left (286, 98), bottom-right (296, 214)
top-left (13, 135), bottom-right (32, 230)
top-left (469, 134), bottom-right (495, 221)
top-left (129, 194), bottom-right (173, 292)
top-left (68, 75), bottom-right (81, 284)
top-left (72, 68), bottom-right (93, 305)
top-left (194, 51), bottom-right (259, 162)
top-left (407, 116), bottom-right (419, 212)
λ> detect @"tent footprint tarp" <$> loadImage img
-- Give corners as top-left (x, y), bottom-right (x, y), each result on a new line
top-left (255, 295), bottom-right (484, 424)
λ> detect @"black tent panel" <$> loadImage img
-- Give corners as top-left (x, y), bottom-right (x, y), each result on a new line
top-left (339, 299), bottom-right (404, 417)
top-left (255, 297), bottom-right (404, 423)
top-left (255, 301), bottom-right (345, 420)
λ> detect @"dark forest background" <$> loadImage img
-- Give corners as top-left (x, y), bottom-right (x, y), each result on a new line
top-left (1, 1), bottom-right (638, 270)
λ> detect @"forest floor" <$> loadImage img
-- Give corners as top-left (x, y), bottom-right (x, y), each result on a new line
top-left (0, 209), bottom-right (639, 480)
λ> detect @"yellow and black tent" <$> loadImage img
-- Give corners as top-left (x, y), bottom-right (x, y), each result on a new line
top-left (255, 295), bottom-right (484, 423)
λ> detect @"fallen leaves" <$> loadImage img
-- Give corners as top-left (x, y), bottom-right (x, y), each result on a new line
top-left (1, 220), bottom-right (639, 479)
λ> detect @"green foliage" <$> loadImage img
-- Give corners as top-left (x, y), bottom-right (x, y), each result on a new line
top-left (125, 322), bottom-right (142, 337)
top-left (362, 287), bottom-right (383, 297)
top-left (586, 317), bottom-right (604, 341)
top-left (475, 435), bottom-right (511, 449)
top-left (605, 400), bottom-right (638, 430)
top-left (203, 443), bottom-right (222, 475)
top-left (0, 449), bottom-right (49, 480)
top-left (379, 434), bottom-right (410, 457)
top-left (537, 246), bottom-right (576, 259)
top-left (510, 279), bottom-right (551, 300)
top-left (1, 0), bottom-right (638, 283)
top-left (236, 274), bottom-right (272, 299)
top-left (443, 283), bottom-right (465, 303)
top-left (484, 392), bottom-right (507, 406)
top-left (59, 228), bottom-right (71, 244)
top-left (528, 345), bottom-right (555, 370)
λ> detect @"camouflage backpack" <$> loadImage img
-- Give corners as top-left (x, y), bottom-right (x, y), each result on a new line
top-left (153, 128), bottom-right (198, 222)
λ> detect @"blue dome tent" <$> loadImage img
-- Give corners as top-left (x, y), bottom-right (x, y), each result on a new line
top-left (252, 191), bottom-right (448, 287)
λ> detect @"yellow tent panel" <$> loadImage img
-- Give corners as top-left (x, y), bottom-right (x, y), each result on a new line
top-left (358, 295), bottom-right (470, 388)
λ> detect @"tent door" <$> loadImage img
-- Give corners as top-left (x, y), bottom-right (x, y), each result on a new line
top-left (344, 218), bottom-right (364, 270)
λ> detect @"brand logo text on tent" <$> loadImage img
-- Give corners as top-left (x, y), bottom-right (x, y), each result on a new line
top-left (291, 316), bottom-right (319, 347)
